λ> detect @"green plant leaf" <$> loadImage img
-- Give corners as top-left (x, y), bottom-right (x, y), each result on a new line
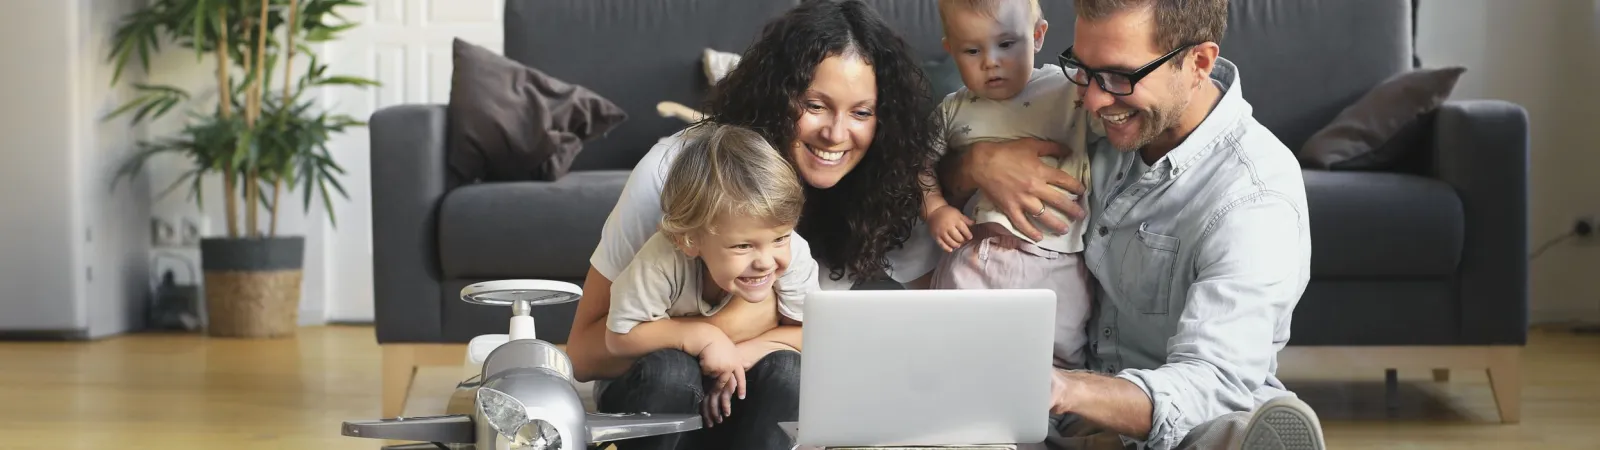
top-left (315, 75), bottom-right (381, 88)
top-left (303, 22), bottom-right (356, 42)
top-left (318, 177), bottom-right (337, 228)
top-left (159, 169), bottom-right (202, 201)
top-left (190, 168), bottom-right (206, 209)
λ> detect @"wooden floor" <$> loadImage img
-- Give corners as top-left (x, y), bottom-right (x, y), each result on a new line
top-left (1, 326), bottom-right (1596, 449)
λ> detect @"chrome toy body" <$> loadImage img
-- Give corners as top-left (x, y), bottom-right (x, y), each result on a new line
top-left (340, 280), bottom-right (700, 449)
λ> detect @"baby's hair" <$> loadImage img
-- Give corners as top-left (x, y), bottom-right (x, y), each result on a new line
top-left (938, 0), bottom-right (1043, 29)
top-left (659, 122), bottom-right (805, 242)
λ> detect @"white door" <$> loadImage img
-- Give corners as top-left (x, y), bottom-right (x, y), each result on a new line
top-left (320, 0), bottom-right (504, 322)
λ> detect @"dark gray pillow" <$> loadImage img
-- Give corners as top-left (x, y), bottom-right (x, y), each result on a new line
top-left (1299, 66), bottom-right (1466, 170)
top-left (447, 38), bottom-right (628, 182)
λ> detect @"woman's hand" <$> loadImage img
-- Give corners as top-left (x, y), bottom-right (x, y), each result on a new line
top-left (927, 204), bottom-right (975, 252)
top-left (945, 138), bottom-right (1086, 241)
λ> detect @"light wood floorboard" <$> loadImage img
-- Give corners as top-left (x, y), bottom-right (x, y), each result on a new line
top-left (1, 325), bottom-right (1595, 449)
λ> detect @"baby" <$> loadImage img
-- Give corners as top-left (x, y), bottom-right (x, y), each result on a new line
top-left (924, 0), bottom-right (1095, 370)
top-left (605, 123), bottom-right (819, 424)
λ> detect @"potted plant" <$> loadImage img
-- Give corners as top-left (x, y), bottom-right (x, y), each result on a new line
top-left (107, 0), bottom-right (376, 338)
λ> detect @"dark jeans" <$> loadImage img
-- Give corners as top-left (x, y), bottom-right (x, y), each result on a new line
top-left (596, 349), bottom-right (801, 450)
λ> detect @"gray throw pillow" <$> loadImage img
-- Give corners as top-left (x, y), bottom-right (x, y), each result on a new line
top-left (446, 38), bottom-right (628, 183)
top-left (1299, 66), bottom-right (1466, 170)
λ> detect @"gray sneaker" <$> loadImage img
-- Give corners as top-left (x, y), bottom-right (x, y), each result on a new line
top-left (1239, 396), bottom-right (1326, 450)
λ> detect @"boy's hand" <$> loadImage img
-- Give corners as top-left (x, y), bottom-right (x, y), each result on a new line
top-left (698, 336), bottom-right (746, 386)
top-left (928, 204), bottom-right (975, 252)
top-left (702, 370), bottom-right (743, 427)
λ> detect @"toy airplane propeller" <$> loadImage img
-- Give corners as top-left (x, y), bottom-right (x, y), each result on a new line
top-left (339, 280), bottom-right (701, 450)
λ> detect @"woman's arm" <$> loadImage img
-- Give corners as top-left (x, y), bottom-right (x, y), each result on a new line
top-left (567, 268), bottom-right (637, 382)
top-left (938, 138), bottom-right (1088, 241)
top-left (746, 324), bottom-right (802, 351)
top-left (679, 294), bottom-right (779, 342)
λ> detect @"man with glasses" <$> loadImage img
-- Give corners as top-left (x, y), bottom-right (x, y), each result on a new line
top-left (939, 1), bottom-right (1324, 449)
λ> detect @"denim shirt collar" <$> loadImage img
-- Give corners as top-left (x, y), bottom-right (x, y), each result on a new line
top-left (1154, 56), bottom-right (1249, 179)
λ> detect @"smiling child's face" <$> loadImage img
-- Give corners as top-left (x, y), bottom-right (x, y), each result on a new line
top-left (680, 213), bottom-right (796, 303)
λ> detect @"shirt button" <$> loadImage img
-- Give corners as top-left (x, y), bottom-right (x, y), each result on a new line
top-left (1097, 226), bottom-right (1108, 237)
top-left (1103, 328), bottom-right (1113, 338)
top-left (1115, 172), bottom-right (1123, 181)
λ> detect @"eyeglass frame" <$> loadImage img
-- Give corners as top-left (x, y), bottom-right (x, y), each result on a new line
top-left (1056, 43), bottom-right (1198, 96)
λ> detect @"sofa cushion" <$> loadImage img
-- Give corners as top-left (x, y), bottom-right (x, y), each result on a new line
top-left (1291, 279), bottom-right (1458, 346)
top-left (438, 171), bottom-right (631, 280)
top-left (446, 38), bottom-right (628, 183)
top-left (1299, 66), bottom-right (1466, 170)
top-left (1303, 170), bottom-right (1463, 277)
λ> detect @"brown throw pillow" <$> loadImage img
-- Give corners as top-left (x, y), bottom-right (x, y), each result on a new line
top-left (1299, 66), bottom-right (1466, 170)
top-left (447, 38), bottom-right (628, 182)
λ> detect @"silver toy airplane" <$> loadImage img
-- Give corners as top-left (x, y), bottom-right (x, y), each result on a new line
top-left (339, 280), bottom-right (701, 450)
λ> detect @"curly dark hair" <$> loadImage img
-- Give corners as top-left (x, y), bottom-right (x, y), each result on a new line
top-left (702, 0), bottom-right (944, 284)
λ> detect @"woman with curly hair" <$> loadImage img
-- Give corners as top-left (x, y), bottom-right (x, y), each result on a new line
top-left (563, 0), bottom-right (944, 448)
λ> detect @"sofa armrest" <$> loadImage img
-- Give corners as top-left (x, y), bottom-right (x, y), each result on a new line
top-left (1432, 99), bottom-right (1530, 345)
top-left (371, 104), bottom-right (451, 343)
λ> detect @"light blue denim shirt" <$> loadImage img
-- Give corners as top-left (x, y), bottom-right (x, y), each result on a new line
top-left (1081, 57), bottom-right (1311, 449)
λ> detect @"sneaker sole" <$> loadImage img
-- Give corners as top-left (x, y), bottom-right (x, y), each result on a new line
top-left (1240, 401), bottom-right (1325, 450)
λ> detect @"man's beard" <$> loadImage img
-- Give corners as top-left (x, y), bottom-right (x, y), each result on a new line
top-left (1108, 76), bottom-right (1191, 153)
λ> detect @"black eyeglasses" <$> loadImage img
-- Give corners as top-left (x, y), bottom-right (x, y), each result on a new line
top-left (1057, 44), bottom-right (1195, 96)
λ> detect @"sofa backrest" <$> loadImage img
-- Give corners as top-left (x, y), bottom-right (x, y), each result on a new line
top-left (1217, 0), bottom-right (1413, 152)
top-left (504, 0), bottom-right (799, 171)
top-left (503, 0), bottom-right (1413, 171)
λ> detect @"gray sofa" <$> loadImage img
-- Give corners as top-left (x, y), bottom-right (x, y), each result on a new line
top-left (372, 0), bottom-right (1528, 419)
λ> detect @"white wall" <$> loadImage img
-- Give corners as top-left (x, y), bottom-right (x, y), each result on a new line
top-left (1418, 0), bottom-right (1600, 323)
top-left (80, 0), bottom-right (155, 338)
top-left (0, 0), bottom-right (151, 337)
top-left (318, 0), bottom-right (505, 322)
top-left (0, 1), bottom-right (84, 332)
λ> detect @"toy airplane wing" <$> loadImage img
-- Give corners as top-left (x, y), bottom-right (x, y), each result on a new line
top-left (341, 412), bottom-right (700, 447)
top-left (586, 412), bottom-right (701, 443)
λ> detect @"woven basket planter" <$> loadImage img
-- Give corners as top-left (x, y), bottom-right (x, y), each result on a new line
top-left (200, 237), bottom-right (305, 338)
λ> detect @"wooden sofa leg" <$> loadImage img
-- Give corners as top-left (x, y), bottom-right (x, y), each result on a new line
top-left (382, 345), bottom-right (417, 418)
top-left (1433, 368), bottom-right (1450, 382)
top-left (382, 344), bottom-right (470, 418)
top-left (1487, 347), bottom-right (1522, 424)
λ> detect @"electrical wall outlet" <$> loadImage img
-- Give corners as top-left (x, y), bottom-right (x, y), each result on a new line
top-left (152, 217), bottom-right (181, 247)
top-left (180, 216), bottom-right (204, 246)
top-left (152, 215), bottom-right (208, 247)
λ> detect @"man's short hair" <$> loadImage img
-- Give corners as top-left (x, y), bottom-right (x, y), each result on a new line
top-left (938, 0), bottom-right (1044, 31)
top-left (1074, 0), bottom-right (1227, 57)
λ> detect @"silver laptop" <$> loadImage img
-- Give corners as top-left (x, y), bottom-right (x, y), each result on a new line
top-left (796, 288), bottom-right (1057, 447)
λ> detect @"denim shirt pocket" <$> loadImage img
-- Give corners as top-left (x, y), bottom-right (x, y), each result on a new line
top-left (1119, 223), bottom-right (1180, 314)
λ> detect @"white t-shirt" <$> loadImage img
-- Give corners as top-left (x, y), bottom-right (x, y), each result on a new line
top-left (590, 129), bottom-right (941, 290)
top-left (938, 64), bottom-right (1095, 253)
top-left (607, 230), bottom-right (816, 334)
